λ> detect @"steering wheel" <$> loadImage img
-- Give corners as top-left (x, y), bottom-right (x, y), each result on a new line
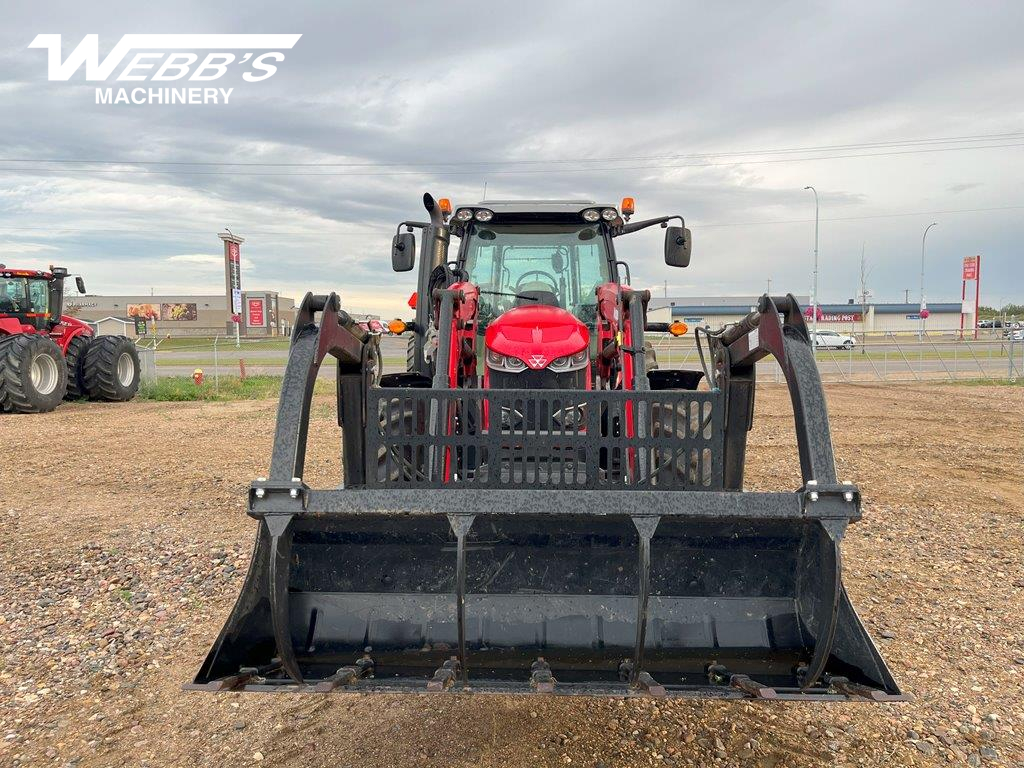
top-left (514, 270), bottom-right (559, 294)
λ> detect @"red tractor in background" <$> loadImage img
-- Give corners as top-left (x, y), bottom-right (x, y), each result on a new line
top-left (0, 265), bottom-right (140, 413)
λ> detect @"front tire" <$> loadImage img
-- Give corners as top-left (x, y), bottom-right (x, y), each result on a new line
top-left (82, 335), bottom-right (141, 402)
top-left (0, 334), bottom-right (68, 413)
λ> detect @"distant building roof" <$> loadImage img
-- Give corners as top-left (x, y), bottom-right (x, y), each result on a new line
top-left (665, 300), bottom-right (963, 317)
top-left (650, 295), bottom-right (810, 312)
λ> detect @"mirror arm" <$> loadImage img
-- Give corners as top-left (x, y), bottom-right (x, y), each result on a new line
top-left (396, 221), bottom-right (428, 236)
top-left (613, 215), bottom-right (684, 237)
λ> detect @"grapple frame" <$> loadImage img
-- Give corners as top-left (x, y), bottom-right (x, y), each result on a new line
top-left (188, 292), bottom-right (904, 701)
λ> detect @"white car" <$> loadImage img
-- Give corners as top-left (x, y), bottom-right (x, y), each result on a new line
top-left (812, 330), bottom-right (856, 349)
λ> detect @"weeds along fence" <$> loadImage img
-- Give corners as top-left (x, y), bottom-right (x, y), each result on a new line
top-left (134, 328), bottom-right (1024, 387)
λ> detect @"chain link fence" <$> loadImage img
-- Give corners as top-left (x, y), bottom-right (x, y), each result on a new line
top-left (134, 328), bottom-right (1023, 387)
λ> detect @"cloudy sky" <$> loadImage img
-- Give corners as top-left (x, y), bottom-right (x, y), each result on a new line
top-left (1, 1), bottom-right (1022, 318)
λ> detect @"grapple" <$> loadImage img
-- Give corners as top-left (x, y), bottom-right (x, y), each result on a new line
top-left (189, 293), bottom-right (903, 701)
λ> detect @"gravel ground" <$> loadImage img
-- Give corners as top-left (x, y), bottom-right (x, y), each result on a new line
top-left (1, 383), bottom-right (1021, 768)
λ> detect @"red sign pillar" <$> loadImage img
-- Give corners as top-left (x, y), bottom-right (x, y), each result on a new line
top-left (219, 231), bottom-right (245, 343)
top-left (960, 255), bottom-right (981, 340)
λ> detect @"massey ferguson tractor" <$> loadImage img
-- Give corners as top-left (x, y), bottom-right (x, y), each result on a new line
top-left (0, 265), bottom-right (140, 413)
top-left (191, 194), bottom-right (902, 702)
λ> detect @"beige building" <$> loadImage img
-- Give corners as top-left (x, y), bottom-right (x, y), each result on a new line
top-left (66, 292), bottom-right (296, 338)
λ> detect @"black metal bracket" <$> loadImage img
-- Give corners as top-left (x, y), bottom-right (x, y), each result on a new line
top-left (249, 478), bottom-right (309, 517)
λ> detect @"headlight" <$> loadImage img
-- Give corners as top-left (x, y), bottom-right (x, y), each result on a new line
top-left (474, 209), bottom-right (494, 222)
top-left (548, 348), bottom-right (589, 371)
top-left (582, 209), bottom-right (601, 222)
top-left (601, 208), bottom-right (618, 221)
top-left (455, 208), bottom-right (474, 221)
top-left (486, 349), bottom-right (526, 371)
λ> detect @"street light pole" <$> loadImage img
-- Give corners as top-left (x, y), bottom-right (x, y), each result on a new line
top-left (920, 222), bottom-right (938, 339)
top-left (804, 186), bottom-right (819, 352)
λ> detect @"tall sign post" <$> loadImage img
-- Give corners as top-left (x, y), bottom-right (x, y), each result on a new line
top-left (960, 255), bottom-right (981, 340)
top-left (219, 231), bottom-right (245, 347)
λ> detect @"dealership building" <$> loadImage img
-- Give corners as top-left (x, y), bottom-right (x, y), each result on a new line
top-left (647, 296), bottom-right (966, 334)
top-left (65, 291), bottom-right (296, 338)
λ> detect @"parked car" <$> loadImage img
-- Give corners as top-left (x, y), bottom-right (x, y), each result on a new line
top-left (812, 330), bottom-right (856, 349)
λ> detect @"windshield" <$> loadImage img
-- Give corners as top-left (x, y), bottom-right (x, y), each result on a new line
top-left (0, 277), bottom-right (49, 315)
top-left (460, 223), bottom-right (611, 328)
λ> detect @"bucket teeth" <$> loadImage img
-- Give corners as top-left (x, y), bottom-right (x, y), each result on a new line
top-left (707, 665), bottom-right (777, 699)
top-left (824, 675), bottom-right (888, 701)
top-left (634, 671), bottom-right (666, 698)
top-left (314, 648), bottom-right (375, 692)
top-left (427, 657), bottom-right (461, 691)
top-left (530, 657), bottom-right (556, 693)
top-left (729, 674), bottom-right (778, 699)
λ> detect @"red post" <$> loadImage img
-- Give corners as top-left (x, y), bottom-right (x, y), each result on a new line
top-left (974, 255), bottom-right (981, 340)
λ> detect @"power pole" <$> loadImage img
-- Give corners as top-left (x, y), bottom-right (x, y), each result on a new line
top-left (663, 280), bottom-right (668, 298)
top-left (858, 244), bottom-right (871, 354)
top-left (904, 288), bottom-right (910, 303)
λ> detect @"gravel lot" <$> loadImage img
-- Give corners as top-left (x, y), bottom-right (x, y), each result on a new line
top-left (1, 384), bottom-right (1021, 767)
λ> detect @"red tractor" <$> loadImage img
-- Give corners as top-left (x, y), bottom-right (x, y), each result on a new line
top-left (191, 194), bottom-right (903, 703)
top-left (0, 265), bottom-right (140, 413)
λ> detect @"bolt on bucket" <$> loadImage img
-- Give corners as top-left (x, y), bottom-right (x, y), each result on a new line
top-left (191, 505), bottom-right (900, 699)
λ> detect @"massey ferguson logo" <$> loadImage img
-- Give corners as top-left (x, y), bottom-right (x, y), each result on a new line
top-left (527, 355), bottom-right (548, 369)
top-left (29, 34), bottom-right (301, 105)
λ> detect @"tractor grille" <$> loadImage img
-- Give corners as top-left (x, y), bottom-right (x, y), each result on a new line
top-left (487, 366), bottom-right (586, 390)
top-left (369, 387), bottom-right (723, 490)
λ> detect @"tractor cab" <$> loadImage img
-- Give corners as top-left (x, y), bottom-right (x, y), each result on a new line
top-left (0, 266), bottom-right (85, 335)
top-left (0, 269), bottom-right (58, 333)
top-left (391, 196), bottom-right (692, 390)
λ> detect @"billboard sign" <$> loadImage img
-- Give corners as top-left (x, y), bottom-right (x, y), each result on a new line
top-left (159, 302), bottom-right (197, 321)
top-left (127, 303), bottom-right (160, 319)
top-left (231, 288), bottom-right (242, 314)
top-left (962, 256), bottom-right (979, 281)
top-left (134, 317), bottom-right (148, 335)
top-left (247, 297), bottom-right (265, 327)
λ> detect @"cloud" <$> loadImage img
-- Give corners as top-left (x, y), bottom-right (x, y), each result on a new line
top-left (948, 183), bottom-right (982, 194)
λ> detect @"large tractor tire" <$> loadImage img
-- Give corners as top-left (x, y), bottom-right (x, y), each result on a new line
top-left (0, 336), bottom-right (15, 412)
top-left (82, 335), bottom-right (141, 402)
top-left (0, 334), bottom-right (69, 413)
top-left (63, 334), bottom-right (92, 400)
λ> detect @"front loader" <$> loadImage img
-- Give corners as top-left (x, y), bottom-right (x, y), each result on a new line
top-left (190, 195), bottom-right (902, 701)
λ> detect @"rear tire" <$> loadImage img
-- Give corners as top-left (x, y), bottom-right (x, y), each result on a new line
top-left (0, 334), bottom-right (68, 413)
top-left (64, 335), bottom-right (92, 400)
top-left (0, 336), bottom-right (16, 412)
top-left (82, 335), bottom-right (141, 402)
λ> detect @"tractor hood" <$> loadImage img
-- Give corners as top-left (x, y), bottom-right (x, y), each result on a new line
top-left (485, 305), bottom-right (588, 369)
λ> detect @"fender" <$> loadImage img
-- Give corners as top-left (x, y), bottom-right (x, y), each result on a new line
top-left (48, 315), bottom-right (95, 354)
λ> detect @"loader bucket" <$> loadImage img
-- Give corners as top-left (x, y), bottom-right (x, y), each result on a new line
top-left (189, 292), bottom-right (904, 701)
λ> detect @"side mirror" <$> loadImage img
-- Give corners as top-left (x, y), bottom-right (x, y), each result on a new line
top-left (391, 232), bottom-right (416, 272)
top-left (75, 276), bottom-right (86, 294)
top-left (664, 226), bottom-right (691, 268)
